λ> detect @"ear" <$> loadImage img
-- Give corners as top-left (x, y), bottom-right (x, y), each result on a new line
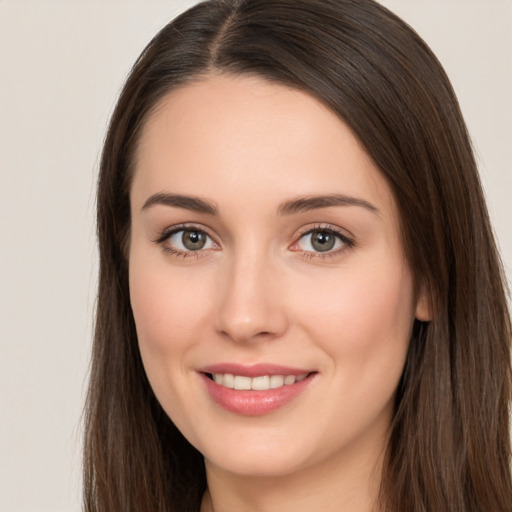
top-left (415, 283), bottom-right (433, 321)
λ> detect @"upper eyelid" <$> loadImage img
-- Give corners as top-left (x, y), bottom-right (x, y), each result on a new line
top-left (154, 223), bottom-right (217, 243)
top-left (294, 223), bottom-right (354, 241)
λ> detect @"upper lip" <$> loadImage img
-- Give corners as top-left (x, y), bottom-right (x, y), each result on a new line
top-left (197, 363), bottom-right (314, 378)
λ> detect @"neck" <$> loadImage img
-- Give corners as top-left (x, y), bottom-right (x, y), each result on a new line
top-left (200, 439), bottom-right (386, 512)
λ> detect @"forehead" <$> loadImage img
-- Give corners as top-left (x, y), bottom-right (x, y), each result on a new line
top-left (132, 74), bottom-right (396, 219)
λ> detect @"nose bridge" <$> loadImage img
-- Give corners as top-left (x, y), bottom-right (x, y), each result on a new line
top-left (214, 241), bottom-right (287, 343)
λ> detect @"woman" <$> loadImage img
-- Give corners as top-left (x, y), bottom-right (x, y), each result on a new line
top-left (83, 0), bottom-right (512, 511)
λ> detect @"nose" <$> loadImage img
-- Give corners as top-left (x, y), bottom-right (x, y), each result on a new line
top-left (213, 250), bottom-right (288, 344)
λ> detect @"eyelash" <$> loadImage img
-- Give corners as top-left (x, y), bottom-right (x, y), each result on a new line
top-left (153, 223), bottom-right (355, 260)
top-left (153, 224), bottom-right (216, 259)
top-left (293, 224), bottom-right (355, 260)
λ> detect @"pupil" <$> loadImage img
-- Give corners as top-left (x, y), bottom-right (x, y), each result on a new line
top-left (312, 231), bottom-right (335, 252)
top-left (183, 230), bottom-right (206, 250)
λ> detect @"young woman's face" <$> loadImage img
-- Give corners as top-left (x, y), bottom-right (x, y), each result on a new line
top-left (129, 75), bottom-right (428, 478)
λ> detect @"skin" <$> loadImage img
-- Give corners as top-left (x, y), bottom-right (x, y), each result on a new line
top-left (129, 74), bottom-right (431, 512)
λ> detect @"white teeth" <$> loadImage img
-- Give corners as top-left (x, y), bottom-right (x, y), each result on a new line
top-left (211, 373), bottom-right (309, 390)
top-left (234, 375), bottom-right (252, 390)
top-left (284, 375), bottom-right (296, 385)
top-left (251, 375), bottom-right (270, 390)
top-left (222, 373), bottom-right (234, 388)
top-left (270, 375), bottom-right (284, 388)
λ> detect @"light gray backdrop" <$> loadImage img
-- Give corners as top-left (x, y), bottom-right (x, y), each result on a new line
top-left (0, 1), bottom-right (510, 511)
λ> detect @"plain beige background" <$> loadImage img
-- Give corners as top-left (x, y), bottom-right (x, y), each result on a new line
top-left (0, 1), bottom-right (510, 511)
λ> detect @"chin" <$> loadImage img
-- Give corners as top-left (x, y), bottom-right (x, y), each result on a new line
top-left (205, 449), bottom-right (310, 478)
top-left (196, 425), bottom-right (325, 478)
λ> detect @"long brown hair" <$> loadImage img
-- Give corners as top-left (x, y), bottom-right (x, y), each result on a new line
top-left (83, 1), bottom-right (512, 510)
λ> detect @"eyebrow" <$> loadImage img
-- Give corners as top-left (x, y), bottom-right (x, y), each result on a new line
top-left (141, 192), bottom-right (378, 216)
top-left (277, 194), bottom-right (379, 216)
top-left (142, 193), bottom-right (218, 215)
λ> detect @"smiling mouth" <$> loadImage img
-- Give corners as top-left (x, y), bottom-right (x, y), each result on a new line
top-left (204, 372), bottom-right (313, 391)
top-left (200, 368), bottom-right (317, 415)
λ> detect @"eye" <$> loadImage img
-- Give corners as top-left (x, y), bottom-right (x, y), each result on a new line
top-left (294, 227), bottom-right (353, 255)
top-left (164, 228), bottom-right (216, 252)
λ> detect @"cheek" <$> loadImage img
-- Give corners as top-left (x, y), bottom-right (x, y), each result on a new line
top-left (295, 257), bottom-right (415, 377)
top-left (129, 259), bottom-right (209, 351)
top-left (128, 252), bottom-right (215, 412)
top-left (291, 259), bottom-right (415, 453)
top-left (128, 257), bottom-right (215, 430)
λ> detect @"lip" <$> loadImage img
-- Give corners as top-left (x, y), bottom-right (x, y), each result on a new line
top-left (197, 363), bottom-right (313, 377)
top-left (197, 363), bottom-right (317, 416)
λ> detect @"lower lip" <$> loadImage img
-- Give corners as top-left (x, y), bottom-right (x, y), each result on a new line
top-left (200, 373), bottom-right (315, 416)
